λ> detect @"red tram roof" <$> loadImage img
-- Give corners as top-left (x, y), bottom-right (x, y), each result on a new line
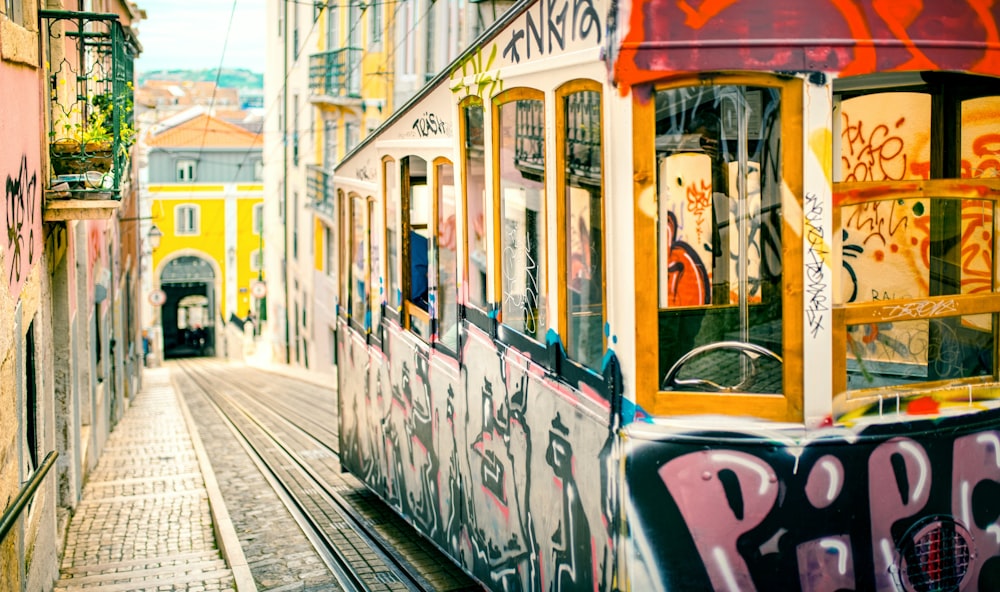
top-left (612, 0), bottom-right (1000, 88)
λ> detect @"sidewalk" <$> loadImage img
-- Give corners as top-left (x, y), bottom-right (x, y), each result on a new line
top-left (55, 368), bottom-right (254, 592)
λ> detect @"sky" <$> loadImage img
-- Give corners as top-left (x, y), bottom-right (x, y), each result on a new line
top-left (135, 0), bottom-right (266, 73)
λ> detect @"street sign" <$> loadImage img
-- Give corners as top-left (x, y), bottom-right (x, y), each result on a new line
top-left (148, 289), bottom-right (166, 306)
top-left (250, 281), bottom-right (267, 299)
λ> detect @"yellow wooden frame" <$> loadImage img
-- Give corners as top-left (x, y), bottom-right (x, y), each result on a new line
top-left (458, 96), bottom-right (487, 313)
top-left (491, 87), bottom-right (547, 331)
top-left (554, 79), bottom-right (607, 368)
top-left (381, 155), bottom-right (400, 314)
top-left (632, 73), bottom-right (804, 421)
top-left (348, 192), bottom-right (369, 329)
top-left (337, 188), bottom-right (349, 317)
top-left (831, 179), bottom-right (1000, 395)
top-left (433, 156), bottom-right (458, 349)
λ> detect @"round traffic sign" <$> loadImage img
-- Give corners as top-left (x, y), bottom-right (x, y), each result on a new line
top-left (148, 289), bottom-right (166, 306)
top-left (250, 281), bottom-right (267, 299)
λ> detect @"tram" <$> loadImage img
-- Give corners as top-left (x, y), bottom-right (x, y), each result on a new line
top-left (331, 1), bottom-right (1000, 589)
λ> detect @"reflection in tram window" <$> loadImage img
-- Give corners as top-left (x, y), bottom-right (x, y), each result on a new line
top-left (497, 92), bottom-right (546, 342)
top-left (462, 100), bottom-right (488, 312)
top-left (561, 86), bottom-right (604, 370)
top-left (654, 85), bottom-right (783, 394)
top-left (436, 160), bottom-right (458, 352)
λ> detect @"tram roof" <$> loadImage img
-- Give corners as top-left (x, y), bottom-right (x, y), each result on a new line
top-left (612, 0), bottom-right (1000, 87)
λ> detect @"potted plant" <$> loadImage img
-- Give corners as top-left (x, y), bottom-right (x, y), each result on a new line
top-left (49, 89), bottom-right (135, 178)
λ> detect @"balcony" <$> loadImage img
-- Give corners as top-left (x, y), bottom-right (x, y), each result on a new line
top-left (41, 10), bottom-right (138, 221)
top-left (309, 48), bottom-right (363, 113)
top-left (307, 165), bottom-right (335, 221)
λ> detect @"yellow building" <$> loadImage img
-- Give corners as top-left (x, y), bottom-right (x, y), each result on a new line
top-left (145, 111), bottom-right (264, 358)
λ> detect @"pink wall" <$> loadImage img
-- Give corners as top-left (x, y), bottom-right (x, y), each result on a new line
top-left (1, 63), bottom-right (43, 300)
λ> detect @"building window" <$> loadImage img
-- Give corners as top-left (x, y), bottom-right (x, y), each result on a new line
top-left (369, 1), bottom-right (382, 47)
top-left (177, 159), bottom-right (197, 181)
top-left (252, 203), bottom-right (264, 234)
top-left (253, 160), bottom-right (263, 180)
top-left (250, 250), bottom-right (263, 272)
top-left (5, 0), bottom-right (25, 27)
top-left (176, 204), bottom-right (200, 235)
top-left (345, 121), bottom-right (359, 153)
top-left (495, 89), bottom-right (547, 343)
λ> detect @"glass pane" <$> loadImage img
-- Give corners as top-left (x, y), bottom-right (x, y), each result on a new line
top-left (464, 104), bottom-right (488, 310)
top-left (368, 199), bottom-right (381, 332)
top-left (339, 191), bottom-right (350, 315)
top-left (840, 92), bottom-right (931, 182)
top-left (408, 156), bottom-right (430, 312)
top-left (845, 197), bottom-right (996, 381)
top-left (499, 98), bottom-right (546, 340)
top-left (437, 163), bottom-right (458, 349)
top-left (384, 159), bottom-right (401, 309)
top-left (350, 196), bottom-right (367, 325)
top-left (564, 90), bottom-right (604, 370)
top-left (653, 85), bottom-right (783, 392)
top-left (962, 96), bottom-right (1000, 180)
top-left (847, 314), bottom-right (994, 389)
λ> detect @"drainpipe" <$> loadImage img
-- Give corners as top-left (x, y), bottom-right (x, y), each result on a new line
top-left (283, 0), bottom-right (291, 364)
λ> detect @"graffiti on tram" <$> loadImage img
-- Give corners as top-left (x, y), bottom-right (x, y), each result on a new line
top-left (340, 321), bottom-right (1000, 590)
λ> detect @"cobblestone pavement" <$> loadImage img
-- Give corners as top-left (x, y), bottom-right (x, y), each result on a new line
top-left (55, 369), bottom-right (235, 592)
top-left (174, 366), bottom-right (344, 591)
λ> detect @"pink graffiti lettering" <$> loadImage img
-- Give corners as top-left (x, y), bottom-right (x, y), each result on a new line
top-left (951, 431), bottom-right (1000, 588)
top-left (659, 450), bottom-right (778, 591)
top-left (869, 438), bottom-right (931, 590)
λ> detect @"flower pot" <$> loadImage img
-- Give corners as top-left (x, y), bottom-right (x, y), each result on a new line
top-left (50, 140), bottom-right (114, 176)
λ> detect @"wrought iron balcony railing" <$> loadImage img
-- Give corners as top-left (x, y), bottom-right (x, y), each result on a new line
top-left (42, 10), bottom-right (138, 201)
top-left (309, 48), bottom-right (362, 101)
top-left (307, 164), bottom-right (334, 218)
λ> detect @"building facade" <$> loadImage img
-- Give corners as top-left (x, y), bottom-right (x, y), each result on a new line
top-left (1, 0), bottom-right (143, 588)
top-left (263, 0), bottom-right (513, 374)
top-left (144, 111), bottom-right (264, 360)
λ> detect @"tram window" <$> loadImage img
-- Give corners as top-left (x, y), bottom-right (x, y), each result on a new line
top-left (338, 189), bottom-right (350, 319)
top-left (436, 160), bottom-right (459, 352)
top-left (834, 80), bottom-right (1000, 392)
top-left (384, 158), bottom-right (401, 312)
top-left (654, 85), bottom-right (783, 394)
top-left (496, 91), bottom-right (546, 342)
top-left (559, 84), bottom-right (604, 370)
top-left (368, 198), bottom-right (381, 335)
top-left (349, 194), bottom-right (368, 331)
top-left (404, 156), bottom-right (432, 339)
top-left (462, 99), bottom-right (488, 312)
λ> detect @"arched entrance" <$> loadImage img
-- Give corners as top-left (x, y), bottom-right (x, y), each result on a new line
top-left (160, 255), bottom-right (217, 358)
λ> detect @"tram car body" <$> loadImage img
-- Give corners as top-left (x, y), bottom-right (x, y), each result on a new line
top-left (332, 1), bottom-right (1000, 589)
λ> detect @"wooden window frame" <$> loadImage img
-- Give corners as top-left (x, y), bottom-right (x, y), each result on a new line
top-left (459, 96), bottom-right (491, 330)
top-left (338, 189), bottom-right (350, 320)
top-left (491, 87), bottom-right (548, 347)
top-left (555, 79), bottom-right (606, 372)
top-left (632, 72), bottom-right (804, 421)
top-left (348, 192), bottom-right (370, 334)
top-left (368, 195), bottom-right (382, 342)
top-left (402, 156), bottom-right (431, 337)
top-left (382, 156), bottom-right (401, 322)
top-left (434, 156), bottom-right (459, 357)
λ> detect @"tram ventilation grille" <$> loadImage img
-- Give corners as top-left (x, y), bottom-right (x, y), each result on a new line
top-left (897, 516), bottom-right (972, 592)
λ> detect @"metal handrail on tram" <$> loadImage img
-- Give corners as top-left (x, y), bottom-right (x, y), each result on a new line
top-left (0, 451), bottom-right (58, 542)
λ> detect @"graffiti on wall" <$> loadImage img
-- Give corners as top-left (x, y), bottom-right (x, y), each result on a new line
top-left (501, 0), bottom-right (602, 64)
top-left (5, 154), bottom-right (39, 298)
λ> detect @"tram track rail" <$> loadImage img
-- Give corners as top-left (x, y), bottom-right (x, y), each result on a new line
top-left (173, 359), bottom-right (482, 592)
